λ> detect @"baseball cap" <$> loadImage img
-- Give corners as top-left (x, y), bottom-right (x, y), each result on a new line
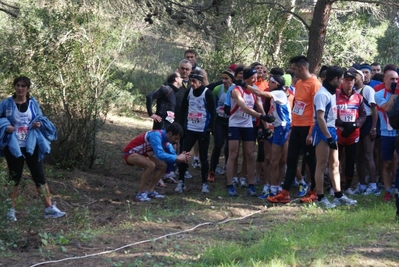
top-left (344, 71), bottom-right (356, 79)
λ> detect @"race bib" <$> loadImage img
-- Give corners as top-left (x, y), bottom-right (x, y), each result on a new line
top-left (339, 110), bottom-right (356, 122)
top-left (16, 126), bottom-right (29, 141)
top-left (188, 112), bottom-right (203, 124)
top-left (165, 111), bottom-right (175, 123)
top-left (292, 100), bottom-right (306, 116)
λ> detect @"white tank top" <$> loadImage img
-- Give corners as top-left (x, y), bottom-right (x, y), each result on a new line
top-left (14, 100), bottom-right (33, 147)
top-left (187, 88), bottom-right (209, 132)
top-left (229, 86), bottom-right (255, 128)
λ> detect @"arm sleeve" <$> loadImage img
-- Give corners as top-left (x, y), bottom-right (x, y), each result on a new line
top-left (205, 90), bottom-right (216, 130)
top-left (145, 86), bottom-right (169, 116)
top-left (179, 90), bottom-right (190, 126)
top-left (374, 91), bottom-right (388, 107)
top-left (148, 131), bottom-right (177, 163)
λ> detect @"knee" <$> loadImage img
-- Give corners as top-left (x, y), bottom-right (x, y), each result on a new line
top-left (384, 160), bottom-right (392, 169)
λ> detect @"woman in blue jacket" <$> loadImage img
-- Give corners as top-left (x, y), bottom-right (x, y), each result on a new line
top-left (0, 76), bottom-right (65, 221)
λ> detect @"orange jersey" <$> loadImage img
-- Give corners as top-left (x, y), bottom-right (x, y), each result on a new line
top-left (291, 76), bottom-right (321, 131)
top-left (254, 78), bottom-right (269, 92)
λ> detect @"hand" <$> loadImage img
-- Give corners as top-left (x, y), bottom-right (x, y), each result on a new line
top-left (341, 122), bottom-right (357, 137)
top-left (390, 82), bottom-right (397, 93)
top-left (369, 128), bottom-right (377, 140)
top-left (33, 122), bottom-right (41, 128)
top-left (176, 152), bottom-right (191, 163)
top-left (306, 134), bottom-right (312, 145)
top-left (260, 114), bottom-right (276, 123)
top-left (6, 125), bottom-right (14, 133)
top-left (150, 114), bottom-right (162, 123)
top-left (235, 80), bottom-right (247, 88)
top-left (327, 137), bottom-right (337, 150)
top-left (263, 128), bottom-right (274, 139)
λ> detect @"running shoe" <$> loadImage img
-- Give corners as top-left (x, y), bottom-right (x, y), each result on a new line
top-left (192, 159), bottom-right (201, 169)
top-left (201, 183), bottom-right (210, 193)
top-left (352, 183), bottom-right (366, 195)
top-left (267, 189), bottom-right (290, 203)
top-left (215, 165), bottom-right (226, 175)
top-left (333, 194), bottom-right (357, 206)
top-left (383, 191), bottom-right (393, 202)
top-left (300, 190), bottom-right (317, 203)
top-left (44, 202), bottom-right (66, 218)
top-left (317, 197), bottom-right (336, 208)
top-left (362, 186), bottom-right (381, 196)
top-left (7, 208), bottom-right (17, 221)
top-left (232, 177), bottom-right (239, 187)
top-left (175, 181), bottom-right (186, 193)
top-left (207, 171), bottom-right (215, 183)
top-left (298, 183), bottom-right (309, 197)
top-left (228, 187), bottom-right (238, 197)
top-left (147, 190), bottom-right (165, 199)
top-left (185, 171), bottom-right (193, 179)
top-left (258, 185), bottom-right (270, 199)
top-left (239, 177), bottom-right (248, 188)
top-left (247, 186), bottom-right (257, 197)
top-left (344, 188), bottom-right (356, 195)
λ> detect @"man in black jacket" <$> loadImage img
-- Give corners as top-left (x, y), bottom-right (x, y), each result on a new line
top-left (146, 72), bottom-right (183, 130)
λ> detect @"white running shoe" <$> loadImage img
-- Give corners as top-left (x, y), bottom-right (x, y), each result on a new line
top-left (201, 183), bottom-right (210, 193)
top-left (333, 194), bottom-right (357, 206)
top-left (175, 181), bottom-right (186, 193)
top-left (44, 202), bottom-right (66, 218)
top-left (184, 171), bottom-right (193, 179)
top-left (240, 177), bottom-right (248, 188)
top-left (317, 197), bottom-right (336, 209)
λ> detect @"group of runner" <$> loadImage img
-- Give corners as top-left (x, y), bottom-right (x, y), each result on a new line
top-left (124, 50), bottom-right (399, 215)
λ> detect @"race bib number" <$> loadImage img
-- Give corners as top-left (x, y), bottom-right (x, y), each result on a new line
top-left (242, 112), bottom-right (251, 118)
top-left (292, 100), bottom-right (306, 116)
top-left (16, 126), bottom-right (29, 141)
top-left (165, 111), bottom-right (175, 123)
top-left (339, 110), bottom-right (356, 122)
top-left (188, 112), bottom-right (203, 124)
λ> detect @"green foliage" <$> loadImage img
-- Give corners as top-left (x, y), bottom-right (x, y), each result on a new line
top-left (323, 2), bottom-right (387, 67)
top-left (376, 23), bottom-right (399, 65)
top-left (0, 1), bottom-right (133, 168)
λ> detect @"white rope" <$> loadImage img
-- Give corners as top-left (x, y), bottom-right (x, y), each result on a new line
top-left (29, 210), bottom-right (262, 267)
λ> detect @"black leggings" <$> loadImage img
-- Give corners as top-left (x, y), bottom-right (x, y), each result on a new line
top-left (179, 130), bottom-right (210, 183)
top-left (282, 126), bottom-right (316, 191)
top-left (210, 119), bottom-right (228, 171)
top-left (5, 147), bottom-right (46, 186)
top-left (338, 143), bottom-right (358, 178)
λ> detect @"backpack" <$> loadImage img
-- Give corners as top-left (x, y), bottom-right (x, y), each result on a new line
top-left (388, 83), bottom-right (399, 129)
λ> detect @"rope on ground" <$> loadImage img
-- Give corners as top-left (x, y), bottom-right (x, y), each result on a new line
top-left (29, 210), bottom-right (262, 267)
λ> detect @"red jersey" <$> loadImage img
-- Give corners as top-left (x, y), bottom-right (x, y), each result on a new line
top-left (336, 89), bottom-right (366, 145)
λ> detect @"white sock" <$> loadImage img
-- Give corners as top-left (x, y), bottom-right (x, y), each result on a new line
top-left (270, 185), bottom-right (279, 195)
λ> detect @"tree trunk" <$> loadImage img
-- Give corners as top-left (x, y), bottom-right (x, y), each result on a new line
top-left (307, 0), bottom-right (334, 74)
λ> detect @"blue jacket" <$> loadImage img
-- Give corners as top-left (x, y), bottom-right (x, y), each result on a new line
top-left (0, 97), bottom-right (57, 160)
top-left (147, 130), bottom-right (177, 163)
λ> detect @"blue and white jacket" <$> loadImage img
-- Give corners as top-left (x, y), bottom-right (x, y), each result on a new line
top-left (0, 97), bottom-right (57, 161)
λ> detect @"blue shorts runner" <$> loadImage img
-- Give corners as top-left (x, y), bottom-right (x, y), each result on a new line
top-left (312, 125), bottom-right (337, 146)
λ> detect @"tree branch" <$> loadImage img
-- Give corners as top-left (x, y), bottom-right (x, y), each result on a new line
top-left (254, 1), bottom-right (310, 31)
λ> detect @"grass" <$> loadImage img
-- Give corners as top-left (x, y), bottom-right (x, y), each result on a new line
top-left (188, 197), bottom-right (399, 267)
top-left (0, 115), bottom-right (399, 266)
